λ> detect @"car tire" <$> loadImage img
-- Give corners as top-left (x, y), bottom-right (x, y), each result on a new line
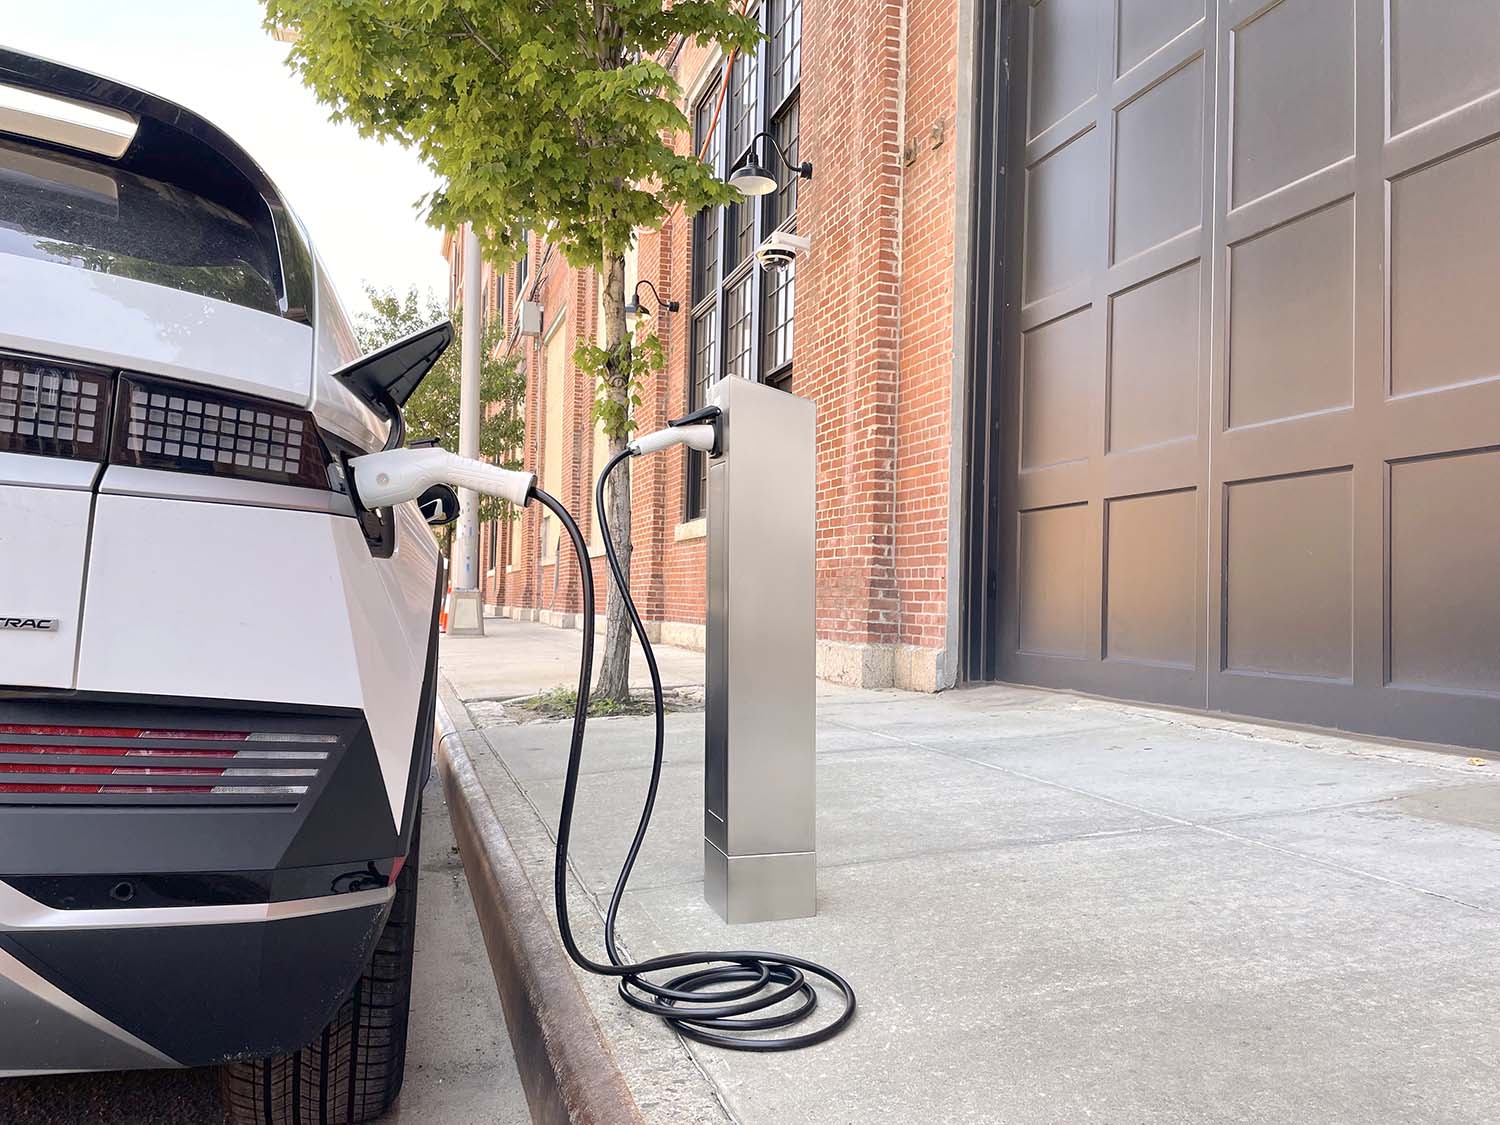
top-left (219, 808), bottom-right (421, 1124)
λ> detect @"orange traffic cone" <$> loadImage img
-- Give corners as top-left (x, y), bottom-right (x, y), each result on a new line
top-left (439, 585), bottom-right (451, 633)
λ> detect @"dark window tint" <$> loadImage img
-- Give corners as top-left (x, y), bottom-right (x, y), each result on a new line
top-left (692, 82), bottom-right (722, 302)
top-left (762, 256), bottom-right (795, 380)
top-left (768, 98), bottom-right (801, 229)
top-left (728, 49), bottom-right (759, 162)
top-left (687, 308), bottom-right (719, 518)
top-left (723, 275), bottom-right (753, 380)
top-left (0, 140), bottom-right (279, 313)
top-left (769, 0), bottom-right (803, 107)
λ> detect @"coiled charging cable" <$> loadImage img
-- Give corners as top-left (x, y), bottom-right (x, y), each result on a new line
top-left (528, 454), bottom-right (855, 1051)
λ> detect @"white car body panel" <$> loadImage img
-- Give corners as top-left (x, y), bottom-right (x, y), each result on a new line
top-left (0, 475), bottom-right (92, 688)
top-left (305, 248), bottom-right (391, 453)
top-left (0, 255), bottom-right (314, 406)
top-left (75, 493), bottom-right (436, 825)
top-left (98, 464), bottom-right (355, 516)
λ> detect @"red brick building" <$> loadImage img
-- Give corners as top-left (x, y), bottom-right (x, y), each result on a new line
top-left (445, 0), bottom-right (1500, 755)
top-left (447, 0), bottom-right (971, 691)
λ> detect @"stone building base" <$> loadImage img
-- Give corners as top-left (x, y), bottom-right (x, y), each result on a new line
top-left (486, 604), bottom-right (947, 693)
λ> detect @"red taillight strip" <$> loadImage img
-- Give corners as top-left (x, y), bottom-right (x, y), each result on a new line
top-left (0, 726), bottom-right (326, 796)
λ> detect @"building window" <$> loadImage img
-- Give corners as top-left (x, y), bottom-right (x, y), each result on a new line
top-left (762, 257), bottom-right (795, 389)
top-left (727, 48), bottom-right (759, 167)
top-left (723, 275), bottom-right (754, 379)
top-left (766, 0), bottom-right (803, 230)
top-left (516, 231), bottom-right (530, 296)
top-left (540, 316), bottom-right (568, 560)
top-left (685, 0), bottom-right (803, 520)
top-left (687, 78), bottom-right (722, 520)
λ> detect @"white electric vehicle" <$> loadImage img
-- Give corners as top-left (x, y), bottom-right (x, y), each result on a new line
top-left (0, 49), bottom-right (456, 1122)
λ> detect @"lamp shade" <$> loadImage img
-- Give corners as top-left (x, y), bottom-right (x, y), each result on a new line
top-left (729, 158), bottom-right (778, 197)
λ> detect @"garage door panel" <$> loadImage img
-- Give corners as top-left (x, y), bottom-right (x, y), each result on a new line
top-left (1105, 489), bottom-right (1198, 668)
top-left (1227, 198), bottom-right (1355, 429)
top-left (1388, 0), bottom-right (1500, 137)
top-left (1230, 0), bottom-right (1356, 208)
top-left (1020, 306), bottom-right (1095, 471)
top-left (1112, 55), bottom-right (1206, 265)
top-left (1223, 469), bottom-right (1353, 680)
top-left (1117, 0), bottom-right (1204, 79)
top-left (1017, 503), bottom-right (1093, 659)
top-left (1027, 0), bottom-right (1106, 141)
top-left (1024, 127), bottom-right (1104, 305)
top-left (1389, 449), bottom-right (1500, 696)
top-left (1390, 136), bottom-right (1500, 398)
top-left (1108, 261), bottom-right (1201, 453)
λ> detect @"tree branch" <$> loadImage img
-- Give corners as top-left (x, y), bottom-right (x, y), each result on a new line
top-left (458, 11), bottom-right (505, 66)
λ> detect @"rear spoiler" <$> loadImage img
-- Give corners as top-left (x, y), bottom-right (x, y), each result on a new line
top-left (0, 47), bottom-right (315, 323)
top-left (334, 321), bottom-right (454, 448)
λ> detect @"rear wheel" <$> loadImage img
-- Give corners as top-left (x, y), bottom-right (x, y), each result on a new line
top-left (220, 810), bottom-right (421, 1124)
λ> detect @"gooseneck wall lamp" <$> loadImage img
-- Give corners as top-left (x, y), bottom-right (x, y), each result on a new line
top-left (728, 131), bottom-right (814, 197)
top-left (624, 279), bottom-right (680, 318)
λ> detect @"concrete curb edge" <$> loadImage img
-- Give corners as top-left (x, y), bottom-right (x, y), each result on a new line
top-left (435, 679), bottom-right (645, 1125)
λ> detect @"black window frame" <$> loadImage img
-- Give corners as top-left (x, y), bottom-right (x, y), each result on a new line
top-left (685, 0), bottom-right (803, 519)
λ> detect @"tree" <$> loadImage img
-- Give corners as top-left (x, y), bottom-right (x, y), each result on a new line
top-left (263, 0), bottom-right (759, 703)
top-left (358, 285), bottom-right (526, 546)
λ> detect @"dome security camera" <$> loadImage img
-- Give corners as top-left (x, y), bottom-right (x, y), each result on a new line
top-left (755, 229), bottom-right (811, 272)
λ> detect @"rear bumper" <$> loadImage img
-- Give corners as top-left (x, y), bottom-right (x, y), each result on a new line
top-left (0, 890), bottom-right (390, 1071)
top-left (0, 692), bottom-right (428, 1072)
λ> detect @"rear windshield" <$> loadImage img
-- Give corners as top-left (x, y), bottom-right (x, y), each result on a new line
top-left (0, 138), bottom-right (281, 313)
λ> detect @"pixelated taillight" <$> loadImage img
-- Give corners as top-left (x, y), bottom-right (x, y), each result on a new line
top-left (0, 357), bottom-right (113, 461)
top-left (110, 373), bottom-right (332, 490)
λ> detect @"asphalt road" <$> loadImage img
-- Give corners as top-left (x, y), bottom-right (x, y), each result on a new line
top-left (0, 778), bottom-right (528, 1124)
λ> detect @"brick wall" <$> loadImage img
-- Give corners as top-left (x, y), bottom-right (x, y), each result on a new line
top-left (454, 0), bottom-right (969, 689)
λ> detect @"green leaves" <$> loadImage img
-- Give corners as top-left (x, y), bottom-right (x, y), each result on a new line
top-left (262, 0), bottom-right (759, 269)
top-left (577, 324), bottom-right (664, 443)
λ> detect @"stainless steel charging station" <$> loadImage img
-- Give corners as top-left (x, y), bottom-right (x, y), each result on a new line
top-left (703, 376), bottom-right (817, 924)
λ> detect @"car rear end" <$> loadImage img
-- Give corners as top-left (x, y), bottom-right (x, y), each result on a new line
top-left (0, 48), bottom-right (438, 1098)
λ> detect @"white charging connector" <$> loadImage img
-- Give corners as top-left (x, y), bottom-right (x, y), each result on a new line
top-left (348, 447), bottom-right (535, 510)
top-left (628, 423), bottom-right (718, 457)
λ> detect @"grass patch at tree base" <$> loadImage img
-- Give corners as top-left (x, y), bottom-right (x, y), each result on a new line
top-left (501, 684), bottom-right (703, 724)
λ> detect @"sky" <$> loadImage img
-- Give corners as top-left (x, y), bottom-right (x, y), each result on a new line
top-left (3, 0), bottom-right (451, 318)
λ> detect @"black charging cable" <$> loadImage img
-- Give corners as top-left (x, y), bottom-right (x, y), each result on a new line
top-left (528, 458), bottom-right (855, 1051)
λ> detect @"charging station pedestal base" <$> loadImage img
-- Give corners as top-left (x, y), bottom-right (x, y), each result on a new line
top-left (447, 588), bottom-right (485, 636)
top-left (703, 377), bottom-right (816, 924)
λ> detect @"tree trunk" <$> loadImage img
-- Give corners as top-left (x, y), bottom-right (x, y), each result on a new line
top-left (596, 253), bottom-right (633, 703)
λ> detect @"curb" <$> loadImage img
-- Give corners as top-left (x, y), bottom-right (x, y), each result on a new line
top-left (435, 682), bottom-right (645, 1125)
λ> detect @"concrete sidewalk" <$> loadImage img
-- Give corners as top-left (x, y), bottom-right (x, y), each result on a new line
top-left (443, 618), bottom-right (1500, 1124)
top-left (439, 618), bottom-right (706, 702)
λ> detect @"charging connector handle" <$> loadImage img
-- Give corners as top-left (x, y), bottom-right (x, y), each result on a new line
top-left (628, 423), bottom-right (718, 457)
top-left (348, 447), bottom-right (535, 510)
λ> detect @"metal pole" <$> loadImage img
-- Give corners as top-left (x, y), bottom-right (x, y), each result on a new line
top-left (448, 223), bottom-right (486, 635)
top-left (703, 377), bottom-right (817, 923)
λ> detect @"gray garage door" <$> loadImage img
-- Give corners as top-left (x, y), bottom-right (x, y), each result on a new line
top-left (993, 0), bottom-right (1500, 750)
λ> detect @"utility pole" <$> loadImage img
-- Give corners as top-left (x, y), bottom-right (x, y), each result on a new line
top-left (448, 222), bottom-right (485, 636)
